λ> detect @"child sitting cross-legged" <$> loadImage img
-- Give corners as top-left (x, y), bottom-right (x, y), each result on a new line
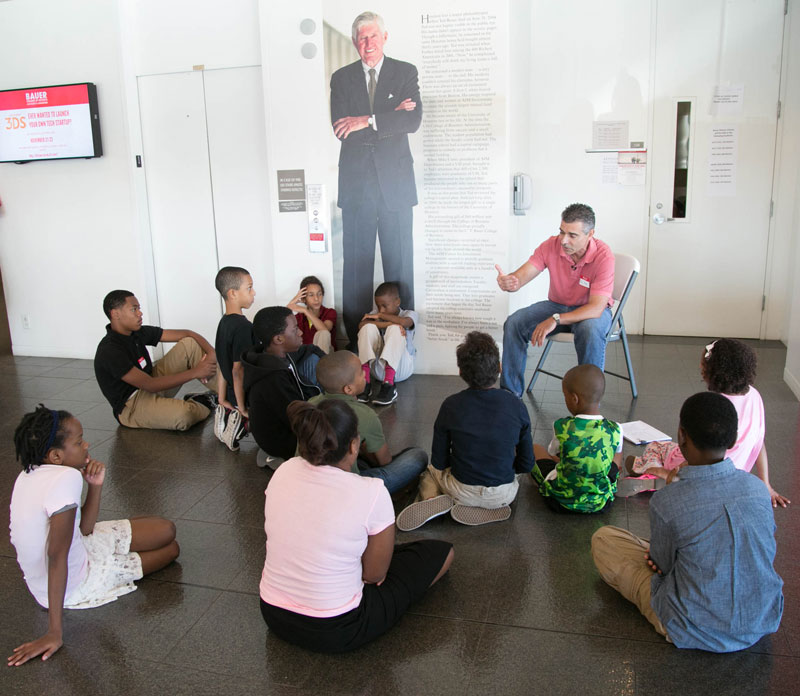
top-left (259, 399), bottom-right (453, 653)
top-left (591, 392), bottom-right (784, 652)
top-left (310, 351), bottom-right (427, 494)
top-left (531, 364), bottom-right (622, 513)
top-left (396, 331), bottom-right (534, 531)
top-left (8, 405), bottom-right (179, 667)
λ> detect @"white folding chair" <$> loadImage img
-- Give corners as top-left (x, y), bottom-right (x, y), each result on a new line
top-left (525, 253), bottom-right (640, 398)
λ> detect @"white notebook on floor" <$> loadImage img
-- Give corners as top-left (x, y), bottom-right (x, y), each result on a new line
top-left (620, 420), bottom-right (672, 446)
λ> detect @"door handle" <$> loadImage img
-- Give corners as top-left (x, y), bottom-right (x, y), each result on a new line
top-left (652, 213), bottom-right (675, 224)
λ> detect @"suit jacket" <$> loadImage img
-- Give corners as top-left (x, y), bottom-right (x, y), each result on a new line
top-left (330, 56), bottom-right (422, 212)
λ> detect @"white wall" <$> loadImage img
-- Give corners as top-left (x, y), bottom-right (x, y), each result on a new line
top-left (0, 0), bottom-right (142, 357)
top-left (258, 0), bottom-right (334, 306)
top-left (509, 0), bottom-right (652, 333)
top-left (0, 0), bottom-right (796, 373)
top-left (781, 0), bottom-right (800, 399)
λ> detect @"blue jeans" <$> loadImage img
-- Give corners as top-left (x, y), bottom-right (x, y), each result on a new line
top-left (358, 447), bottom-right (428, 494)
top-left (296, 352), bottom-right (322, 390)
top-left (500, 300), bottom-right (612, 397)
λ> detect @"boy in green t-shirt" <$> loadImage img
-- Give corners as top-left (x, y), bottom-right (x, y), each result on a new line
top-left (310, 352), bottom-right (426, 494)
top-left (532, 364), bottom-right (622, 513)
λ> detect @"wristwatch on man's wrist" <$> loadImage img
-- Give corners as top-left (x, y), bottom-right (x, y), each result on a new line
top-left (552, 313), bottom-right (561, 325)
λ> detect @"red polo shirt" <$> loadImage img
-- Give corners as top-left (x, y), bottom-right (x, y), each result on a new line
top-left (529, 236), bottom-right (614, 307)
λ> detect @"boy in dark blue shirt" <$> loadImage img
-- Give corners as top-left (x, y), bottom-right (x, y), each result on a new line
top-left (397, 331), bottom-right (533, 531)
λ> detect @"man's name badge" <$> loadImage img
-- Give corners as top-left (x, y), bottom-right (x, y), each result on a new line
top-left (138, 357), bottom-right (147, 368)
top-left (579, 276), bottom-right (591, 288)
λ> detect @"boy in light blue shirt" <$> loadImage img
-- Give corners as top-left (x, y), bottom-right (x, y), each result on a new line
top-left (591, 391), bottom-right (783, 652)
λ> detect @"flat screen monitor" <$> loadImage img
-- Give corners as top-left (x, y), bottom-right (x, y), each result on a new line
top-left (0, 82), bottom-right (103, 163)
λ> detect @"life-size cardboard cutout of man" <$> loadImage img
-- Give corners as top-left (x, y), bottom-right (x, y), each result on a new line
top-left (331, 10), bottom-right (422, 348)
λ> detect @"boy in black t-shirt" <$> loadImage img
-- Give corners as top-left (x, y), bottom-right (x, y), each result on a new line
top-left (93, 290), bottom-right (217, 431)
top-left (214, 267), bottom-right (256, 451)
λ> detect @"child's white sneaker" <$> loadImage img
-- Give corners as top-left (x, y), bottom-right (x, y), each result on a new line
top-left (214, 404), bottom-right (228, 442)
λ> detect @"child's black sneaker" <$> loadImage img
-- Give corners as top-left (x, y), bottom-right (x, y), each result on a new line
top-left (372, 382), bottom-right (397, 406)
top-left (222, 409), bottom-right (247, 452)
top-left (356, 384), bottom-right (371, 403)
top-left (214, 404), bottom-right (228, 442)
top-left (184, 392), bottom-right (218, 412)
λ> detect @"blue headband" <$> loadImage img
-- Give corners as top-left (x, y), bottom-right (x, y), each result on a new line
top-left (45, 410), bottom-right (60, 452)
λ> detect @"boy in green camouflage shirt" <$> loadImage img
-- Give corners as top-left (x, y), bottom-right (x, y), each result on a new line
top-left (532, 364), bottom-right (622, 513)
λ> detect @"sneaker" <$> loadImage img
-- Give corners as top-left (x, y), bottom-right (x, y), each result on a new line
top-left (615, 476), bottom-right (667, 497)
top-left (450, 504), bottom-right (512, 526)
top-left (256, 449), bottom-right (284, 470)
top-left (356, 384), bottom-right (371, 403)
top-left (222, 409), bottom-right (247, 452)
top-left (184, 392), bottom-right (218, 412)
top-left (214, 404), bottom-right (228, 442)
top-left (372, 382), bottom-right (397, 406)
top-left (396, 495), bottom-right (454, 532)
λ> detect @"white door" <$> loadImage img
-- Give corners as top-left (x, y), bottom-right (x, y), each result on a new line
top-left (138, 67), bottom-right (270, 344)
top-left (644, 0), bottom-right (784, 337)
top-left (138, 71), bottom-right (221, 342)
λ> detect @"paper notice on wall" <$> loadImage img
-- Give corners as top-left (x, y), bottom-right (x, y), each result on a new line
top-left (601, 153), bottom-right (618, 185)
top-left (710, 85), bottom-right (744, 116)
top-left (707, 125), bottom-right (737, 196)
top-left (617, 150), bottom-right (646, 186)
top-left (592, 120), bottom-right (628, 149)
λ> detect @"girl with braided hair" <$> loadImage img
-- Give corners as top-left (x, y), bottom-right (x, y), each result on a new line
top-left (259, 399), bottom-right (453, 652)
top-left (8, 405), bottom-right (179, 667)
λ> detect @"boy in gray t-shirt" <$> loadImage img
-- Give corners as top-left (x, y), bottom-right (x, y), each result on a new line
top-left (356, 281), bottom-right (418, 406)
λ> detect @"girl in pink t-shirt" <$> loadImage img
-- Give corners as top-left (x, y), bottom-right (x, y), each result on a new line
top-left (627, 339), bottom-right (789, 507)
top-left (259, 399), bottom-right (453, 653)
top-left (8, 405), bottom-right (179, 667)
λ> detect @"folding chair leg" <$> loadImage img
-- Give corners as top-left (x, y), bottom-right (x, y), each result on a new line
top-left (619, 323), bottom-right (637, 398)
top-left (526, 340), bottom-right (554, 393)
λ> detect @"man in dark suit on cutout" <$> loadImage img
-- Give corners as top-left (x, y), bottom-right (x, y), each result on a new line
top-left (331, 11), bottom-right (422, 348)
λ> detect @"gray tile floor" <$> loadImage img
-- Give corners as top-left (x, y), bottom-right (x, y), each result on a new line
top-left (1, 336), bottom-right (798, 695)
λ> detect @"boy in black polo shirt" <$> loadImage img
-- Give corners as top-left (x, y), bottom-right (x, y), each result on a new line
top-left (94, 290), bottom-right (217, 431)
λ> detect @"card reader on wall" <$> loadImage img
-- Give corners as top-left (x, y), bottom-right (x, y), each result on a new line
top-left (513, 174), bottom-right (532, 216)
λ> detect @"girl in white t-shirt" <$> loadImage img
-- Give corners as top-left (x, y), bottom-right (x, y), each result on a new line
top-left (259, 399), bottom-right (454, 653)
top-left (8, 405), bottom-right (180, 667)
top-left (623, 339), bottom-right (789, 507)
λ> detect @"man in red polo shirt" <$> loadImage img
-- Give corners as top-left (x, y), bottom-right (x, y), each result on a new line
top-left (496, 203), bottom-right (614, 397)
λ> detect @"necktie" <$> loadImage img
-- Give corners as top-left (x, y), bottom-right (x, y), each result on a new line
top-left (368, 68), bottom-right (376, 113)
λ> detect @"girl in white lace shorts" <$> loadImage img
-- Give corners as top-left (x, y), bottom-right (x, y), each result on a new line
top-left (8, 405), bottom-right (181, 667)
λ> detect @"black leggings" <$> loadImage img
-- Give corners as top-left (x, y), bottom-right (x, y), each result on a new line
top-left (261, 540), bottom-right (453, 653)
